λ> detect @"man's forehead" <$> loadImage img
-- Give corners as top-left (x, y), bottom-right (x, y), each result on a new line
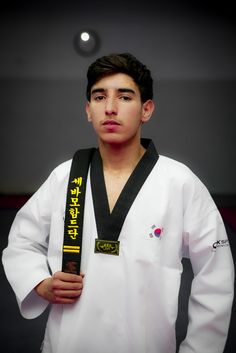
top-left (91, 87), bottom-right (136, 95)
top-left (91, 73), bottom-right (138, 92)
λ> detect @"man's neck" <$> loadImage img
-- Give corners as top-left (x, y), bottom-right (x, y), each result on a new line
top-left (98, 139), bottom-right (146, 174)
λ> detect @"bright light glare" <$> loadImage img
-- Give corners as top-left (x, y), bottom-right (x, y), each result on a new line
top-left (81, 32), bottom-right (90, 42)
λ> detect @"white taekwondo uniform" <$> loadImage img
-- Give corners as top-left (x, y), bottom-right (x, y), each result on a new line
top-left (2, 140), bottom-right (234, 353)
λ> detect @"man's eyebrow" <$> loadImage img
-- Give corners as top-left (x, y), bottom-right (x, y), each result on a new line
top-left (118, 88), bottom-right (135, 94)
top-left (91, 88), bottom-right (105, 95)
top-left (91, 88), bottom-right (136, 95)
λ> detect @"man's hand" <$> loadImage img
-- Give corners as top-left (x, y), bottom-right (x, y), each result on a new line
top-left (35, 271), bottom-right (84, 304)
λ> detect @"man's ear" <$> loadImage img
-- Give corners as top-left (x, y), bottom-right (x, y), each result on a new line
top-left (86, 102), bottom-right (92, 122)
top-left (141, 100), bottom-right (155, 123)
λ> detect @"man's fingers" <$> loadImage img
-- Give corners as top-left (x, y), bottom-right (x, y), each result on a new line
top-left (52, 278), bottom-right (83, 291)
top-left (54, 289), bottom-right (83, 298)
top-left (35, 272), bottom-right (85, 304)
top-left (51, 271), bottom-right (84, 302)
top-left (53, 271), bottom-right (83, 283)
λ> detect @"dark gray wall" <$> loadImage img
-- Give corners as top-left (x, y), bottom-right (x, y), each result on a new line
top-left (1, 1), bottom-right (236, 194)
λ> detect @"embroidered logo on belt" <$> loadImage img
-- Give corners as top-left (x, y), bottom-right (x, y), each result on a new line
top-left (94, 239), bottom-right (120, 256)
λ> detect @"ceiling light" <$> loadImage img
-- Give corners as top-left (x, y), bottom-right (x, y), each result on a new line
top-left (73, 29), bottom-right (100, 56)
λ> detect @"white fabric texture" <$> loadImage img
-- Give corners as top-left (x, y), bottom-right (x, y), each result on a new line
top-left (2, 155), bottom-right (234, 353)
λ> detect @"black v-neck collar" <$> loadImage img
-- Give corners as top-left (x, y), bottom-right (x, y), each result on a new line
top-left (90, 139), bottom-right (159, 241)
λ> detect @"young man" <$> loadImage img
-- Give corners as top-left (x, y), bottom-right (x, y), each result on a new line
top-left (2, 53), bottom-right (234, 353)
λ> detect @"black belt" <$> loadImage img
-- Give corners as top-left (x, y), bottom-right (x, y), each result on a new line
top-left (62, 147), bottom-right (95, 274)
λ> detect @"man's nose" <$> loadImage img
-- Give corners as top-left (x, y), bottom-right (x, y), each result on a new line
top-left (105, 97), bottom-right (117, 115)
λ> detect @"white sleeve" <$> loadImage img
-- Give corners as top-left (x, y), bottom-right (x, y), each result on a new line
top-left (179, 179), bottom-right (235, 353)
top-left (2, 171), bottom-right (57, 319)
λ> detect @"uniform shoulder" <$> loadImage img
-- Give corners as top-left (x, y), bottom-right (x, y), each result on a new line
top-left (157, 155), bottom-right (210, 196)
top-left (52, 159), bottom-right (72, 175)
top-left (49, 159), bottom-right (72, 185)
top-left (158, 155), bottom-right (217, 215)
top-left (158, 155), bottom-right (195, 179)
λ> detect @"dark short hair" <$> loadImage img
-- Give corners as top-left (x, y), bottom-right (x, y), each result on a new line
top-left (86, 53), bottom-right (153, 103)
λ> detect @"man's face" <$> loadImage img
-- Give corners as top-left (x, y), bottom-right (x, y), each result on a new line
top-left (86, 73), bottom-right (154, 146)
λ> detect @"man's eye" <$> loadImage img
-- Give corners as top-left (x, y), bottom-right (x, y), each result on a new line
top-left (120, 96), bottom-right (131, 101)
top-left (94, 96), bottom-right (105, 101)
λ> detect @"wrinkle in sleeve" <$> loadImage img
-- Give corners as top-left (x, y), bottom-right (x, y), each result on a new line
top-left (180, 200), bottom-right (234, 352)
top-left (2, 171), bottom-right (57, 319)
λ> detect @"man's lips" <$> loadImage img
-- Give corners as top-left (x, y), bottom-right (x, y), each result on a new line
top-left (102, 120), bottom-right (121, 126)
